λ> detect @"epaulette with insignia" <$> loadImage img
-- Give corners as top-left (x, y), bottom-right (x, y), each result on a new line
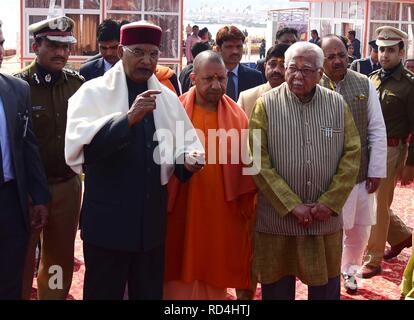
top-left (368, 68), bottom-right (381, 79)
top-left (63, 68), bottom-right (85, 82)
top-left (13, 67), bottom-right (31, 81)
top-left (404, 71), bottom-right (414, 82)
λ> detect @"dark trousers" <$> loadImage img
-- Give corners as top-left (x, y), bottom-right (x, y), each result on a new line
top-left (83, 242), bottom-right (164, 300)
top-left (261, 275), bottom-right (341, 300)
top-left (0, 181), bottom-right (28, 299)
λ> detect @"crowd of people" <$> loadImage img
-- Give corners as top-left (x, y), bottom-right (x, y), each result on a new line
top-left (0, 15), bottom-right (413, 300)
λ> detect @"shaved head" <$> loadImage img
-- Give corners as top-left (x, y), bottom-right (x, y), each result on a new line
top-left (193, 50), bottom-right (225, 74)
top-left (190, 50), bottom-right (227, 109)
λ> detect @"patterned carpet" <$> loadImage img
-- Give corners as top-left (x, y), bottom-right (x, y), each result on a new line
top-left (30, 184), bottom-right (414, 300)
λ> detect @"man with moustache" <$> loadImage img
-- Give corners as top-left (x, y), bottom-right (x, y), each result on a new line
top-left (233, 44), bottom-right (289, 300)
top-left (216, 25), bottom-right (264, 102)
top-left (249, 42), bottom-right (360, 300)
top-left (361, 26), bottom-right (414, 278)
top-left (320, 35), bottom-right (387, 294)
top-left (14, 16), bottom-right (84, 300)
top-left (238, 44), bottom-right (289, 118)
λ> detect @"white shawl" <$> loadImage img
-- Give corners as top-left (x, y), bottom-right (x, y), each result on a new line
top-left (65, 61), bottom-right (203, 185)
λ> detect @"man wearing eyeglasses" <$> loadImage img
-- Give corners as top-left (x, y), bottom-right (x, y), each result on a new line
top-left (238, 44), bottom-right (290, 119)
top-left (65, 21), bottom-right (204, 300)
top-left (14, 16), bottom-right (84, 300)
top-left (249, 41), bottom-right (361, 300)
top-left (320, 35), bottom-right (387, 294)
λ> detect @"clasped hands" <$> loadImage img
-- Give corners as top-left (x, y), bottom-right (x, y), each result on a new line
top-left (291, 203), bottom-right (334, 228)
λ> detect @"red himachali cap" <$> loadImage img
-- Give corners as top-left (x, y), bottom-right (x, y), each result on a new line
top-left (120, 21), bottom-right (162, 47)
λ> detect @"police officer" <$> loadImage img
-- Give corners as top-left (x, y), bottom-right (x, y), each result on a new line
top-left (14, 16), bottom-right (84, 299)
top-left (360, 26), bottom-right (414, 278)
top-left (350, 40), bottom-right (381, 76)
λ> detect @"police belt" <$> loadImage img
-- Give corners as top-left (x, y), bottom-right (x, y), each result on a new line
top-left (47, 173), bottom-right (76, 185)
top-left (387, 137), bottom-right (409, 147)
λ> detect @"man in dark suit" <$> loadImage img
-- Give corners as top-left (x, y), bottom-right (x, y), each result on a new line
top-left (65, 21), bottom-right (204, 300)
top-left (80, 19), bottom-right (121, 81)
top-left (179, 40), bottom-right (211, 94)
top-left (0, 23), bottom-right (50, 299)
top-left (350, 40), bottom-right (381, 76)
top-left (216, 25), bottom-right (264, 101)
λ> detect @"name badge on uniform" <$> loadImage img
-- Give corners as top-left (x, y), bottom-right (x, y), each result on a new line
top-left (32, 105), bottom-right (46, 111)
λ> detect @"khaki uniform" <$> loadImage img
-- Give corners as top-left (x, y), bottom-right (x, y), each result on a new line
top-left (14, 61), bottom-right (84, 299)
top-left (363, 64), bottom-right (414, 268)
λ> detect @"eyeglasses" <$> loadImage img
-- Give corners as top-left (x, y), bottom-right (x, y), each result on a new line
top-left (123, 46), bottom-right (159, 60)
top-left (287, 66), bottom-right (319, 76)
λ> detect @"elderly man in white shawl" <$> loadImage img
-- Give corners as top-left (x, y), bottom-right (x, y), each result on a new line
top-left (65, 21), bottom-right (204, 300)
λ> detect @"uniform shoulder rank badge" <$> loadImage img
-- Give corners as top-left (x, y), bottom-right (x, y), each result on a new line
top-left (33, 73), bottom-right (40, 84)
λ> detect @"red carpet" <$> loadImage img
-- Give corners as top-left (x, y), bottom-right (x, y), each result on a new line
top-left (30, 184), bottom-right (414, 300)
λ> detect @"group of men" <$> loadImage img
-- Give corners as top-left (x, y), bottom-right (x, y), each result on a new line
top-left (0, 13), bottom-right (413, 301)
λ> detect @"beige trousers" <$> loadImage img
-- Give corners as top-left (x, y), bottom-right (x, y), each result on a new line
top-left (22, 175), bottom-right (82, 300)
top-left (364, 143), bottom-right (412, 267)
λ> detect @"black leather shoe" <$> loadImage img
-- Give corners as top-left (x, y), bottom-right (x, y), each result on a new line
top-left (384, 235), bottom-right (412, 260)
top-left (357, 265), bottom-right (382, 279)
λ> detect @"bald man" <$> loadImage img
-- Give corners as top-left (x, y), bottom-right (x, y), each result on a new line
top-left (164, 51), bottom-right (256, 299)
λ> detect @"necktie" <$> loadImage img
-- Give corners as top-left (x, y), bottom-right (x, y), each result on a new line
top-left (0, 140), bottom-right (4, 186)
top-left (226, 71), bottom-right (236, 101)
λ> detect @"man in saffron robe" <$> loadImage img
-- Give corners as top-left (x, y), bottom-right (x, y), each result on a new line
top-left (164, 51), bottom-right (257, 299)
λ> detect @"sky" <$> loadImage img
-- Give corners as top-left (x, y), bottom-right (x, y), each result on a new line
top-left (0, 0), bottom-right (308, 49)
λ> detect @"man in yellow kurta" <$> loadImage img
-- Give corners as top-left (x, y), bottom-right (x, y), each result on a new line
top-left (164, 51), bottom-right (257, 299)
top-left (249, 42), bottom-right (361, 300)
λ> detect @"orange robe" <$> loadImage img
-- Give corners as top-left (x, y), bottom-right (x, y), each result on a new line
top-left (155, 65), bottom-right (178, 95)
top-left (165, 89), bottom-right (256, 290)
